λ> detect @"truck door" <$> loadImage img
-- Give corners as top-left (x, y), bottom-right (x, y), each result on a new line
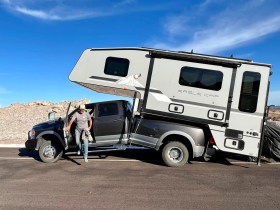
top-left (94, 102), bottom-right (126, 146)
top-left (63, 102), bottom-right (72, 149)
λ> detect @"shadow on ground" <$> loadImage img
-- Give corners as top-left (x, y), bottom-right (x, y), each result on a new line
top-left (18, 148), bottom-right (40, 161)
top-left (78, 147), bottom-right (165, 166)
top-left (17, 146), bottom-right (261, 167)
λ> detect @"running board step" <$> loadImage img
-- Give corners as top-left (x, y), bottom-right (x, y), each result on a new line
top-left (87, 148), bottom-right (126, 153)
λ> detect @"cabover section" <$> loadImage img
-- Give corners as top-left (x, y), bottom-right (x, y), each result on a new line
top-left (69, 48), bottom-right (151, 100)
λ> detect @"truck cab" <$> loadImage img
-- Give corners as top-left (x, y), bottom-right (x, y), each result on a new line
top-left (25, 100), bottom-right (132, 163)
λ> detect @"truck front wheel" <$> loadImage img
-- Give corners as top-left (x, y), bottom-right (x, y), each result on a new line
top-left (162, 141), bottom-right (189, 167)
top-left (39, 140), bottom-right (63, 163)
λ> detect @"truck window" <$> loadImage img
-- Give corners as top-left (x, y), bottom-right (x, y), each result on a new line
top-left (238, 71), bottom-right (261, 113)
top-left (98, 103), bottom-right (119, 117)
top-left (179, 67), bottom-right (223, 91)
top-left (104, 57), bottom-right (129, 77)
top-left (127, 103), bottom-right (132, 112)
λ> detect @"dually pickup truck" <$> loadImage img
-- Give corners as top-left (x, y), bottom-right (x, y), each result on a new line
top-left (26, 100), bottom-right (214, 167)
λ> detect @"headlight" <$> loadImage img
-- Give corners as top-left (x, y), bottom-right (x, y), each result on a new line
top-left (29, 129), bottom-right (36, 139)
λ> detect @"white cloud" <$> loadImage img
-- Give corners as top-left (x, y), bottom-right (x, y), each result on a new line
top-left (152, 0), bottom-right (280, 54)
top-left (15, 6), bottom-right (59, 20)
top-left (177, 15), bottom-right (280, 54)
top-left (163, 14), bottom-right (193, 36)
top-left (13, 6), bottom-right (106, 21)
top-left (0, 0), bottom-right (140, 21)
top-left (114, 0), bottom-right (136, 8)
top-left (0, 0), bottom-right (112, 20)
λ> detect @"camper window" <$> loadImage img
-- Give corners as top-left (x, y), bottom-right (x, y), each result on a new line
top-left (238, 71), bottom-right (261, 113)
top-left (104, 57), bottom-right (129, 77)
top-left (179, 67), bottom-right (223, 91)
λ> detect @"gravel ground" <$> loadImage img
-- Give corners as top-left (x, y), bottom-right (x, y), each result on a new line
top-left (0, 99), bottom-right (90, 144)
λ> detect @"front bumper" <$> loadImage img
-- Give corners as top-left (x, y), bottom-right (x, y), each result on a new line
top-left (25, 138), bottom-right (37, 150)
top-left (25, 130), bottom-right (37, 150)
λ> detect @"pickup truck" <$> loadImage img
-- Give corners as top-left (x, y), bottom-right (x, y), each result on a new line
top-left (26, 100), bottom-right (215, 167)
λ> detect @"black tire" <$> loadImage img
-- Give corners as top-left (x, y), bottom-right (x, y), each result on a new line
top-left (39, 140), bottom-right (63, 163)
top-left (162, 141), bottom-right (189, 167)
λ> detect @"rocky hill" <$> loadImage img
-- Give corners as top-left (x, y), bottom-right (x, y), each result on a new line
top-left (268, 108), bottom-right (280, 121)
top-left (0, 99), bottom-right (90, 144)
top-left (0, 100), bottom-right (279, 145)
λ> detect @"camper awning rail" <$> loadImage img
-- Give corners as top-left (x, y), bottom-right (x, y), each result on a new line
top-left (88, 47), bottom-right (271, 68)
top-left (150, 51), bottom-right (241, 68)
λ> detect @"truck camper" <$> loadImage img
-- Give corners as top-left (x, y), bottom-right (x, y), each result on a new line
top-left (68, 47), bottom-right (272, 166)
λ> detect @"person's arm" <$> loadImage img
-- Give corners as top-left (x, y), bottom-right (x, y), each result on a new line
top-left (66, 118), bottom-right (74, 131)
top-left (88, 118), bottom-right (93, 130)
top-left (66, 113), bottom-right (76, 131)
top-left (86, 112), bottom-right (92, 130)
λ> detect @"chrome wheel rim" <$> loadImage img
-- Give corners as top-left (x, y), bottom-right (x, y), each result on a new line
top-left (168, 147), bottom-right (183, 163)
top-left (43, 145), bottom-right (56, 159)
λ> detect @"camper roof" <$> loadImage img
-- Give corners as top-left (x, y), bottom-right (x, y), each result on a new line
top-left (88, 47), bottom-right (271, 68)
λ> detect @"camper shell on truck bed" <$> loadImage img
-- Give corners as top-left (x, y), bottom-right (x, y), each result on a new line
top-left (69, 47), bottom-right (271, 166)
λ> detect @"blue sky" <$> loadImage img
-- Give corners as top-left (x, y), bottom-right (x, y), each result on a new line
top-left (0, 0), bottom-right (280, 108)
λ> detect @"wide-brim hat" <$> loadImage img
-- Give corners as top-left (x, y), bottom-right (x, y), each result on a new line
top-left (79, 104), bottom-right (86, 110)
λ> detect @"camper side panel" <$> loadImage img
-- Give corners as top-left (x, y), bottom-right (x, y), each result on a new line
top-left (145, 58), bottom-right (233, 124)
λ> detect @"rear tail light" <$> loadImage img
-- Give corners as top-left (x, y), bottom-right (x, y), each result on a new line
top-left (209, 136), bottom-right (216, 145)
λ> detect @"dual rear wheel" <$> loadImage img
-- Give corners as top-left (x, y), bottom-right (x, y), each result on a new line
top-left (161, 141), bottom-right (189, 167)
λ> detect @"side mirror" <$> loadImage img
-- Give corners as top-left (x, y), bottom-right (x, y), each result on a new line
top-left (48, 112), bottom-right (56, 121)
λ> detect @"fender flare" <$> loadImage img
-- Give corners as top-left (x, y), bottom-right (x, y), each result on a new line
top-left (36, 131), bottom-right (66, 150)
top-left (155, 131), bottom-right (196, 155)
